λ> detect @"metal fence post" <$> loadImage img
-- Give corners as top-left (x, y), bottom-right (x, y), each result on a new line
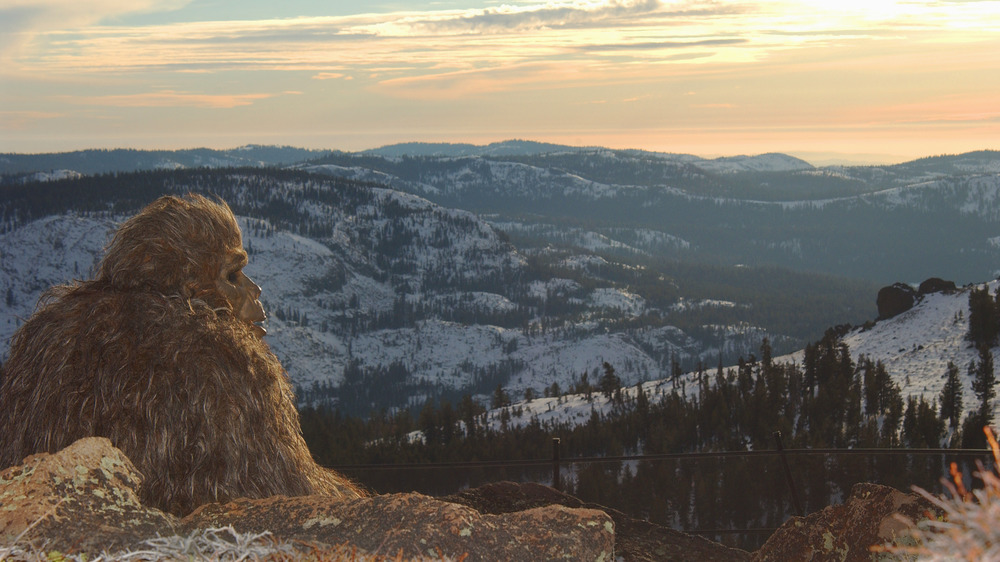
top-left (774, 431), bottom-right (804, 517)
top-left (552, 437), bottom-right (561, 491)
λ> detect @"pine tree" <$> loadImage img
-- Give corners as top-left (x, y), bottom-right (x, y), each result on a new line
top-left (580, 371), bottom-right (593, 402)
top-left (903, 396), bottom-right (944, 448)
top-left (760, 338), bottom-right (773, 372)
top-left (861, 357), bottom-right (894, 416)
top-left (968, 286), bottom-right (999, 346)
top-left (939, 361), bottom-right (964, 428)
top-left (600, 362), bottom-right (621, 400)
top-left (491, 384), bottom-right (510, 409)
top-left (671, 355), bottom-right (683, 389)
top-left (635, 381), bottom-right (650, 423)
top-left (418, 399), bottom-right (439, 444)
top-left (458, 394), bottom-right (481, 439)
top-left (960, 410), bottom-right (989, 449)
top-left (439, 400), bottom-right (456, 444)
top-left (971, 345), bottom-right (997, 423)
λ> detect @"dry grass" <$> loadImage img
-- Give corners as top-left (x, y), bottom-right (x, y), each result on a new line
top-left (0, 525), bottom-right (435, 561)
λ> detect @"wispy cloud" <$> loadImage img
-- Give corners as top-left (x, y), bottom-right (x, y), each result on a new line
top-left (65, 90), bottom-right (284, 109)
top-left (312, 72), bottom-right (353, 80)
top-left (390, 0), bottom-right (667, 34)
top-left (579, 38), bottom-right (748, 51)
top-left (372, 61), bottom-right (592, 99)
top-left (0, 0), bottom-right (189, 57)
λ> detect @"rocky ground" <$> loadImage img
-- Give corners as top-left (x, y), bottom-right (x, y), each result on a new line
top-left (0, 437), bottom-right (938, 561)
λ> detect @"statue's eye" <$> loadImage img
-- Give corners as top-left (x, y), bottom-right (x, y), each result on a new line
top-left (227, 270), bottom-right (240, 284)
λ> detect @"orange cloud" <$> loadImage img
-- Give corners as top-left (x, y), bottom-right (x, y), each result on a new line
top-left (313, 72), bottom-right (353, 80)
top-left (68, 90), bottom-right (277, 109)
top-left (372, 62), bottom-right (598, 100)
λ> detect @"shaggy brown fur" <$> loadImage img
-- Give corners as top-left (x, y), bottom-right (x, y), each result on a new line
top-left (0, 194), bottom-right (364, 515)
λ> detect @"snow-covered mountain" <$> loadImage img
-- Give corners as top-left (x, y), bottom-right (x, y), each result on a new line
top-left (6, 144), bottom-right (999, 283)
top-left (303, 149), bottom-right (1000, 284)
top-left (693, 152), bottom-right (813, 174)
top-left (3, 146), bottom-right (999, 419)
top-left (361, 142), bottom-right (814, 173)
top-left (1, 169), bottom-right (819, 416)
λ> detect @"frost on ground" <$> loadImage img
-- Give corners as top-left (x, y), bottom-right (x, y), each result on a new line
top-left (0, 525), bottom-right (418, 561)
top-left (1, 527), bottom-right (290, 561)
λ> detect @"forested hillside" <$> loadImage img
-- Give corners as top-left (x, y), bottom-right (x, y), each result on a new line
top-left (303, 322), bottom-right (993, 550)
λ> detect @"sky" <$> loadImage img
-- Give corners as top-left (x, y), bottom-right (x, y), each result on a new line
top-left (1, 0), bottom-right (998, 164)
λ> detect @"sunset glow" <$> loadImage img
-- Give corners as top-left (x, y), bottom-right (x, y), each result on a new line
top-left (1, 0), bottom-right (998, 162)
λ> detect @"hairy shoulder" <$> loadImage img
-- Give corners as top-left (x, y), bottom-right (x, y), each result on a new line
top-left (10, 285), bottom-right (276, 376)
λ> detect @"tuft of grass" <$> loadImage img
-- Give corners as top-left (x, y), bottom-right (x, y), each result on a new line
top-left (876, 426), bottom-right (1000, 561)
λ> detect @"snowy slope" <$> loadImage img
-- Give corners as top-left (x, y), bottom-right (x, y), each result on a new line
top-left (836, 284), bottom-right (989, 416)
top-left (482, 281), bottom-right (999, 433)
top-left (302, 160), bottom-right (643, 201)
top-left (774, 282), bottom-right (997, 424)
top-left (0, 215), bottom-right (113, 342)
top-left (696, 153), bottom-right (814, 174)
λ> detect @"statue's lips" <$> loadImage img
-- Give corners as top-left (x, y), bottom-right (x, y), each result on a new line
top-left (248, 306), bottom-right (267, 338)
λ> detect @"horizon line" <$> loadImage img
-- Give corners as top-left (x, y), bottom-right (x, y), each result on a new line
top-left (3, 139), bottom-right (997, 167)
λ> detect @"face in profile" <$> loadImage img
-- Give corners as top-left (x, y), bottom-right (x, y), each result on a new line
top-left (215, 246), bottom-right (266, 338)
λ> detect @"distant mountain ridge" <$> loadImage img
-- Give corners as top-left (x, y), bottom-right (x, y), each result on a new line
top-left (362, 140), bottom-right (583, 158)
top-left (4, 141), bottom-right (996, 191)
top-left (302, 148), bottom-right (1000, 283)
top-left (0, 145), bottom-right (329, 176)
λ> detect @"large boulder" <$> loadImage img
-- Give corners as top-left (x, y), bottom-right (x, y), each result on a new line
top-left (918, 277), bottom-right (957, 295)
top-left (444, 480), bottom-right (750, 562)
top-left (876, 283), bottom-right (917, 320)
top-left (752, 482), bottom-right (941, 562)
top-left (0, 437), bottom-right (179, 553)
top-left (182, 493), bottom-right (614, 560)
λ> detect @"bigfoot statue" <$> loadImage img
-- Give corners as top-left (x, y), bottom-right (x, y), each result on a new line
top-left (0, 194), bottom-right (363, 515)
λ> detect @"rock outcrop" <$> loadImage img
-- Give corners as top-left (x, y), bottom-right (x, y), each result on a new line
top-left (183, 493), bottom-right (614, 560)
top-left (1, 438), bottom-right (614, 560)
top-left (444, 480), bottom-right (750, 562)
top-left (918, 277), bottom-right (957, 295)
top-left (752, 482), bottom-right (941, 562)
top-left (0, 437), bottom-right (179, 553)
top-left (876, 282), bottom-right (918, 320)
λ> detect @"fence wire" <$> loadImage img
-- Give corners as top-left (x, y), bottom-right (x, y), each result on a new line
top-left (326, 445), bottom-right (994, 543)
top-left (328, 446), bottom-right (992, 472)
